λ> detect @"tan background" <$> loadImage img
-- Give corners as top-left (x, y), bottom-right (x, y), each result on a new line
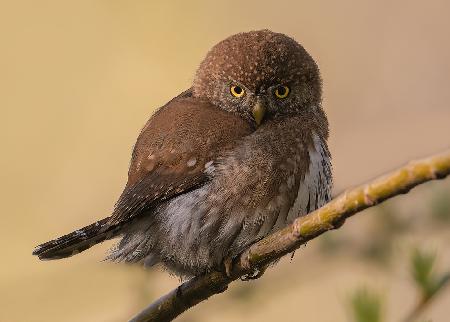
top-left (1, 1), bottom-right (449, 321)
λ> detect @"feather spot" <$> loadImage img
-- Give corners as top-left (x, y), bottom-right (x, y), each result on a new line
top-left (187, 157), bottom-right (197, 167)
top-left (205, 161), bottom-right (213, 169)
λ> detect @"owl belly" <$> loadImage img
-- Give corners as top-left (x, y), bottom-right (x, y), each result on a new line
top-left (159, 134), bottom-right (330, 276)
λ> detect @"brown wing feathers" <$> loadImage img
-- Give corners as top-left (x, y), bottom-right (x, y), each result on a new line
top-left (33, 94), bottom-right (253, 260)
top-left (106, 97), bottom-right (253, 227)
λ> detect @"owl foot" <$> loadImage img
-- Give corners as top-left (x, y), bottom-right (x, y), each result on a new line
top-left (240, 264), bottom-right (268, 281)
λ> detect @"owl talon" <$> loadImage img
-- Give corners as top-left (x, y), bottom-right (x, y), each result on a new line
top-left (240, 264), bottom-right (268, 281)
top-left (223, 257), bottom-right (233, 277)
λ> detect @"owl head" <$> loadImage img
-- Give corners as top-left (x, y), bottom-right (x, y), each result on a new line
top-left (193, 30), bottom-right (323, 126)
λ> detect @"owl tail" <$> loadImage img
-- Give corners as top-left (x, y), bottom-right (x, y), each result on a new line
top-left (32, 217), bottom-right (119, 260)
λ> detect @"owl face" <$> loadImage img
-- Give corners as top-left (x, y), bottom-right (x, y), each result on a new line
top-left (193, 30), bottom-right (322, 126)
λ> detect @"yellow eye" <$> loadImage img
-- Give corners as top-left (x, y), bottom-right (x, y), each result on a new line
top-left (230, 85), bottom-right (245, 98)
top-left (274, 85), bottom-right (290, 99)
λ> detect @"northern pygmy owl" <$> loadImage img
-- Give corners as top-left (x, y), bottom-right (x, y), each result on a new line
top-left (33, 30), bottom-right (332, 278)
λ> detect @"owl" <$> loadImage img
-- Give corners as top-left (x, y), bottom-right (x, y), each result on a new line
top-left (33, 30), bottom-right (332, 278)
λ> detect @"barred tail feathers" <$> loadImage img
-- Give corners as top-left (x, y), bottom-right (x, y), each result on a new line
top-left (32, 217), bottom-right (118, 260)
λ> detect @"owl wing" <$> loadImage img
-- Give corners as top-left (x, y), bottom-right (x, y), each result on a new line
top-left (104, 94), bottom-right (253, 229)
top-left (34, 91), bottom-right (253, 260)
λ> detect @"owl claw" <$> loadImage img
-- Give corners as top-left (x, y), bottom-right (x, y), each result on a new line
top-left (223, 257), bottom-right (233, 278)
top-left (240, 264), bottom-right (268, 281)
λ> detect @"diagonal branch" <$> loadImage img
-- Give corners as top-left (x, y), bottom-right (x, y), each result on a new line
top-left (129, 150), bottom-right (450, 322)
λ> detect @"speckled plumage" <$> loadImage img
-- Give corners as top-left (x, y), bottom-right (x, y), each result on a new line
top-left (33, 30), bottom-right (332, 278)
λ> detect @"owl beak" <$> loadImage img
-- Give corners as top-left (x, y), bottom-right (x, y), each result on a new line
top-left (252, 101), bottom-right (266, 126)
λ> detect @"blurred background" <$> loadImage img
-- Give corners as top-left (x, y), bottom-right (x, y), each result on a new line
top-left (1, 1), bottom-right (449, 321)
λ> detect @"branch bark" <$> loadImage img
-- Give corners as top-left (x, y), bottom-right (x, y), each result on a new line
top-left (129, 150), bottom-right (450, 322)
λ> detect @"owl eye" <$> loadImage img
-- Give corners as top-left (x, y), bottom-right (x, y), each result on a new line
top-left (274, 85), bottom-right (290, 99)
top-left (230, 85), bottom-right (245, 98)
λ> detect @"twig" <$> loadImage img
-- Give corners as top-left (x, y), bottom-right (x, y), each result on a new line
top-left (130, 150), bottom-right (450, 322)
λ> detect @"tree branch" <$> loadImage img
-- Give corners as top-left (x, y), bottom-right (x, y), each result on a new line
top-left (129, 150), bottom-right (450, 322)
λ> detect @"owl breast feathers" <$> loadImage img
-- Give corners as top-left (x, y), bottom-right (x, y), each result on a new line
top-left (33, 30), bottom-right (332, 278)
